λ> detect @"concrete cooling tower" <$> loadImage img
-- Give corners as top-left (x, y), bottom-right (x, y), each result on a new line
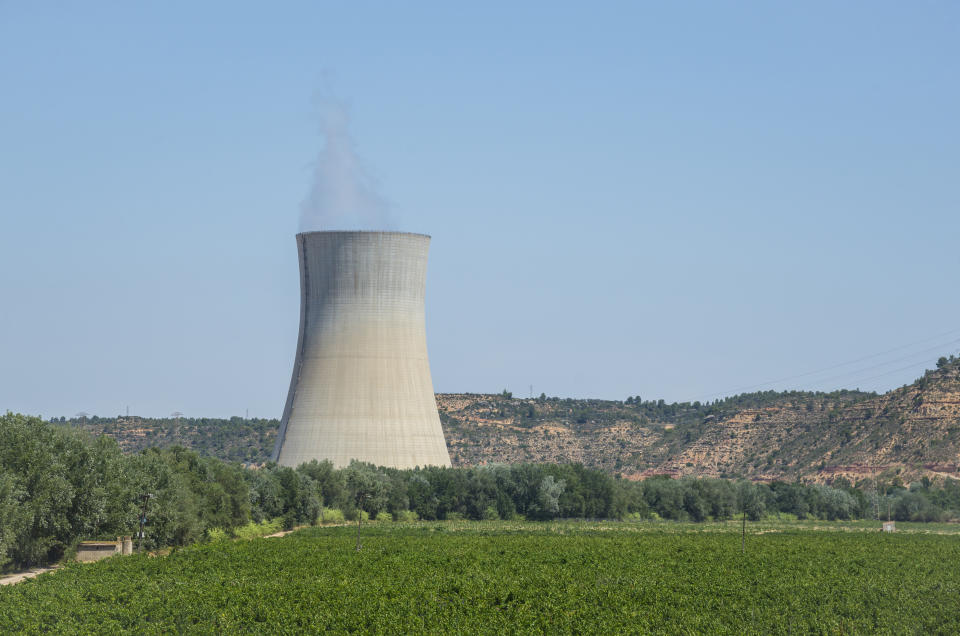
top-left (272, 231), bottom-right (452, 469)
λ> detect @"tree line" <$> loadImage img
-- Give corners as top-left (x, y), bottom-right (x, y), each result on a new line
top-left (2, 413), bottom-right (959, 571)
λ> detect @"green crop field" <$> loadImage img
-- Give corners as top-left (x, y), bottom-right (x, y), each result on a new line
top-left (2, 521), bottom-right (959, 634)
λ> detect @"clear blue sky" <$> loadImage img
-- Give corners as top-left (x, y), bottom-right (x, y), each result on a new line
top-left (2, 2), bottom-right (958, 418)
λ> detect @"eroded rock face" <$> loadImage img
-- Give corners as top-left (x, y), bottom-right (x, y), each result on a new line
top-left (438, 362), bottom-right (960, 483)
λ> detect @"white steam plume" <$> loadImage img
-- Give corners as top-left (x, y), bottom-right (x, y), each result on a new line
top-left (299, 100), bottom-right (394, 232)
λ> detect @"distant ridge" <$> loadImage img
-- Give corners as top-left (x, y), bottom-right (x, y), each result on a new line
top-left (440, 356), bottom-right (960, 484)
top-left (64, 357), bottom-right (960, 484)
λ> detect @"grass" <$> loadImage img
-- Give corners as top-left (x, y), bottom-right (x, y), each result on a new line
top-left (1, 520), bottom-right (958, 634)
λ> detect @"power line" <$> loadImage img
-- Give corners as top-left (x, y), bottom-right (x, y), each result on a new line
top-left (798, 339), bottom-right (960, 390)
top-left (693, 327), bottom-right (960, 401)
top-left (807, 357), bottom-right (948, 391)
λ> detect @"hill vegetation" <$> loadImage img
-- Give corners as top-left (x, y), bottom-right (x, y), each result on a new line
top-left (442, 357), bottom-right (960, 483)
top-left (60, 415), bottom-right (276, 464)
top-left (58, 356), bottom-right (960, 483)
top-left (62, 358), bottom-right (960, 484)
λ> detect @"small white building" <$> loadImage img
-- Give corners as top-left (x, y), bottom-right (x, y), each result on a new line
top-left (75, 536), bottom-right (133, 562)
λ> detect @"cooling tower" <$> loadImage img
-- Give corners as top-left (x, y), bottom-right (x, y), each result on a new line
top-left (272, 231), bottom-right (451, 469)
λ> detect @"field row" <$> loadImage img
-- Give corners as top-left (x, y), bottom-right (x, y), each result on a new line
top-left (1, 522), bottom-right (959, 633)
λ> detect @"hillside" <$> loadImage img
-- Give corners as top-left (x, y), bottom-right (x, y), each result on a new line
top-left (62, 357), bottom-right (960, 483)
top-left (438, 390), bottom-right (872, 479)
top-left (68, 416), bottom-right (277, 465)
top-left (442, 358), bottom-right (960, 482)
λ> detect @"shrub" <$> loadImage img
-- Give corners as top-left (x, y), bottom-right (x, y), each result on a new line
top-left (394, 510), bottom-right (419, 522)
top-left (207, 528), bottom-right (228, 543)
top-left (234, 519), bottom-right (282, 540)
top-left (263, 518), bottom-right (283, 534)
top-left (319, 508), bottom-right (345, 524)
top-left (375, 512), bottom-right (393, 522)
top-left (344, 509), bottom-right (370, 522)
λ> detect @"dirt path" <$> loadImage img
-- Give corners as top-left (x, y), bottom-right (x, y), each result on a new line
top-left (265, 522), bottom-right (352, 538)
top-left (1, 523), bottom-right (346, 584)
top-left (264, 525), bottom-right (307, 538)
top-left (0, 566), bottom-right (59, 586)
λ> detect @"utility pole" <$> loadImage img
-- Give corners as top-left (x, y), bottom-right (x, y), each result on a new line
top-left (356, 495), bottom-right (366, 552)
top-left (741, 508), bottom-right (747, 554)
top-left (874, 476), bottom-right (880, 520)
top-left (137, 493), bottom-right (154, 553)
top-left (356, 513), bottom-right (362, 551)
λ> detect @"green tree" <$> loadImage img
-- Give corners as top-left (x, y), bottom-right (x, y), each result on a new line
top-left (0, 469), bottom-right (27, 571)
top-left (344, 462), bottom-right (388, 550)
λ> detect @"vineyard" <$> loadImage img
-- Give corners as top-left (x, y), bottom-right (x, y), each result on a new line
top-left (2, 521), bottom-right (959, 633)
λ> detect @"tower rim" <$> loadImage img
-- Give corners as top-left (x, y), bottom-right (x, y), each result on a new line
top-left (296, 230), bottom-right (431, 239)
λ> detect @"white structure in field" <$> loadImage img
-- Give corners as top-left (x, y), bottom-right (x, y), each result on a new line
top-left (273, 231), bottom-right (451, 469)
